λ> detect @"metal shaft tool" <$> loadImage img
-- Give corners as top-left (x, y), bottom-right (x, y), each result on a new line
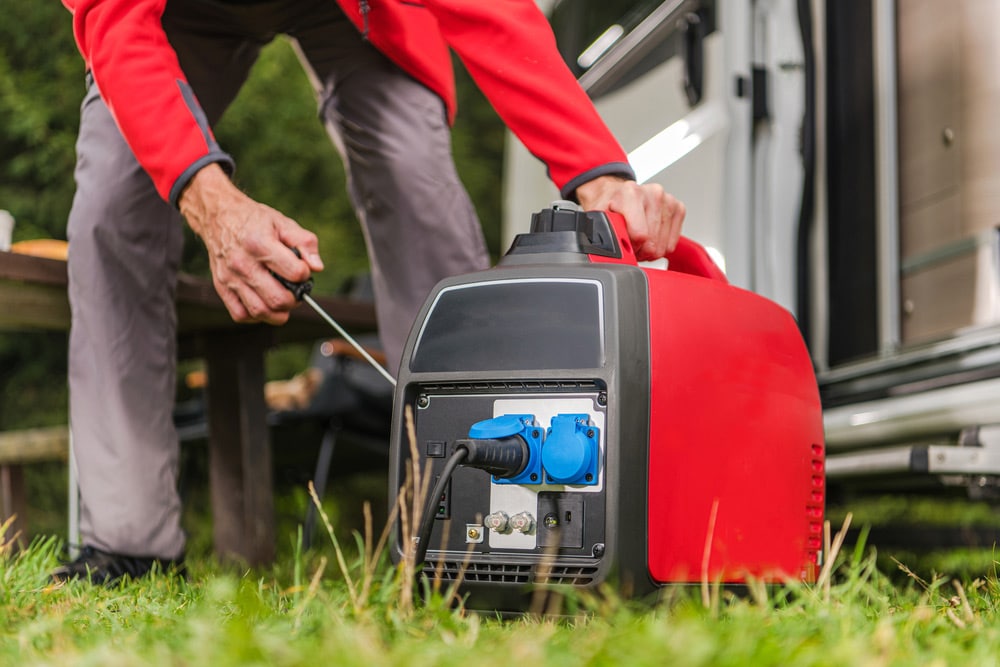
top-left (273, 254), bottom-right (397, 387)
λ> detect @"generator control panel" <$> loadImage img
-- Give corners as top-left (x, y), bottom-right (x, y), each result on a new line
top-left (413, 390), bottom-right (608, 559)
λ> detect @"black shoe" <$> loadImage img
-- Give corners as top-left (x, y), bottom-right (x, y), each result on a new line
top-left (51, 546), bottom-right (186, 585)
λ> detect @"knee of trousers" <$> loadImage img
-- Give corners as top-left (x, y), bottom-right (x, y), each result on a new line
top-left (69, 168), bottom-right (181, 256)
top-left (68, 172), bottom-right (185, 299)
top-left (70, 90), bottom-right (185, 282)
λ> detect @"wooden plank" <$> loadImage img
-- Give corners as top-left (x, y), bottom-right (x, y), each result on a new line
top-left (0, 281), bottom-right (71, 331)
top-left (0, 252), bottom-right (377, 338)
top-left (0, 426), bottom-right (69, 464)
top-left (204, 326), bottom-right (276, 566)
top-left (0, 251), bottom-right (68, 286)
top-left (175, 272), bottom-right (378, 335)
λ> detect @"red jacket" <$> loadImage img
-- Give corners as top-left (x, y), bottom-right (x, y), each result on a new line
top-left (62, 0), bottom-right (635, 206)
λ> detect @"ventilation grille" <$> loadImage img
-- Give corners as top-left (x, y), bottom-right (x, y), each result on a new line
top-left (430, 560), bottom-right (599, 586)
top-left (535, 565), bottom-right (600, 585)
top-left (805, 442), bottom-right (826, 574)
top-left (419, 380), bottom-right (601, 394)
top-left (433, 561), bottom-right (531, 584)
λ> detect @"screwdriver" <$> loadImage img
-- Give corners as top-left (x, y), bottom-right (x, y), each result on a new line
top-left (272, 250), bottom-right (397, 387)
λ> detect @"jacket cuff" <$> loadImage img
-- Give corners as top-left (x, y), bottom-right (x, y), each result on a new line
top-left (560, 162), bottom-right (637, 202)
top-left (168, 153), bottom-right (237, 208)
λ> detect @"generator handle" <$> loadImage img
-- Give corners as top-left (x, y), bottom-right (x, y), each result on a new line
top-left (665, 236), bottom-right (729, 284)
top-left (602, 211), bottom-right (728, 283)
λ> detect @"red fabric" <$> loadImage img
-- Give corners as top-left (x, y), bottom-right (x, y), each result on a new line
top-left (62, 0), bottom-right (630, 203)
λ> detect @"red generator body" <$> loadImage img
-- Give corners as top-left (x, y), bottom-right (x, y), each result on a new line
top-left (388, 205), bottom-right (825, 612)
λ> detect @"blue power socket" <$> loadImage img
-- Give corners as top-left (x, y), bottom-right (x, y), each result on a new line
top-left (467, 414), bottom-right (544, 485)
top-left (542, 414), bottom-right (600, 486)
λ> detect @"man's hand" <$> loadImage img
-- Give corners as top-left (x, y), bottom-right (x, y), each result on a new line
top-left (575, 175), bottom-right (686, 261)
top-left (178, 164), bottom-right (324, 325)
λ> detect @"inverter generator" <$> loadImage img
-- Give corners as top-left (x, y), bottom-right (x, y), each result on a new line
top-left (388, 204), bottom-right (825, 612)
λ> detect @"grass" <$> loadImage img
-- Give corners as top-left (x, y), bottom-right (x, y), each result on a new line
top-left (5, 500), bottom-right (1000, 666)
top-left (9, 426), bottom-right (1000, 666)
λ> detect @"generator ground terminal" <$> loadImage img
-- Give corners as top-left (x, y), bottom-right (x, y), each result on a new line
top-left (465, 524), bottom-right (484, 544)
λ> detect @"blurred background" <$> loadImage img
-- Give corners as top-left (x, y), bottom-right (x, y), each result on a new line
top-left (0, 2), bottom-right (507, 548)
top-left (8, 1), bottom-right (1000, 579)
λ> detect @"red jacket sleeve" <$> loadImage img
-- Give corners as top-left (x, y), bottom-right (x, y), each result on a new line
top-left (63, 0), bottom-right (234, 205)
top-left (420, 0), bottom-right (635, 199)
top-left (63, 0), bottom-right (630, 205)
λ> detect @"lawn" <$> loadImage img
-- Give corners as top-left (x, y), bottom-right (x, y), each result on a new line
top-left (5, 488), bottom-right (1000, 667)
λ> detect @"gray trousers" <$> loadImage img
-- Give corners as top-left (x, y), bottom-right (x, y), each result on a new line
top-left (67, 0), bottom-right (489, 559)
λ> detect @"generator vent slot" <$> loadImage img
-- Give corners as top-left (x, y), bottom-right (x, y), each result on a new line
top-left (805, 442), bottom-right (826, 573)
top-left (534, 565), bottom-right (600, 585)
top-left (433, 561), bottom-right (532, 584)
top-left (419, 380), bottom-right (601, 394)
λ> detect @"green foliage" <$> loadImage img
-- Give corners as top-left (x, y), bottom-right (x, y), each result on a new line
top-left (0, 4), bottom-right (79, 431)
top-left (0, 1), bottom-right (80, 243)
top-left (0, 332), bottom-right (67, 430)
top-left (828, 493), bottom-right (1000, 529)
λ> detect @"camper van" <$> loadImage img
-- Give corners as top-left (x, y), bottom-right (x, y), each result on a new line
top-left (503, 0), bottom-right (1000, 496)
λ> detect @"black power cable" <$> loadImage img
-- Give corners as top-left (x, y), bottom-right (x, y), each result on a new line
top-left (411, 436), bottom-right (530, 566)
top-left (413, 445), bottom-right (467, 566)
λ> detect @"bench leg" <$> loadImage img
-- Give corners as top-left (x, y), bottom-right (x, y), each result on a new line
top-left (204, 326), bottom-right (276, 566)
top-left (0, 464), bottom-right (26, 547)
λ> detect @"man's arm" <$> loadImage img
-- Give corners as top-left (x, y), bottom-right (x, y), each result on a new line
top-left (64, 0), bottom-right (233, 204)
top-left (178, 165), bottom-right (323, 325)
top-left (63, 0), bottom-right (319, 323)
top-left (419, 0), bottom-right (685, 258)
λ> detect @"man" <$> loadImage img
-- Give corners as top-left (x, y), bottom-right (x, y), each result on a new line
top-left (54, 0), bottom-right (686, 582)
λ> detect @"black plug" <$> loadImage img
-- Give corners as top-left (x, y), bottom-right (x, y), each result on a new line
top-left (453, 436), bottom-right (529, 479)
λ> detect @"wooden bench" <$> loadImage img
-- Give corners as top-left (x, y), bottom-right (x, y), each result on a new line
top-left (0, 426), bottom-right (69, 545)
top-left (0, 250), bottom-right (378, 564)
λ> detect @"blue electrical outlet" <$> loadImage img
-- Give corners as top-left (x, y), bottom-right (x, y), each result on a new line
top-left (542, 414), bottom-right (600, 486)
